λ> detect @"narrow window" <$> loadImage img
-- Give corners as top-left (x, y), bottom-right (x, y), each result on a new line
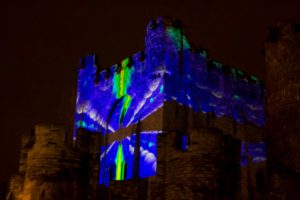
top-left (256, 170), bottom-right (265, 192)
top-left (40, 190), bottom-right (45, 200)
top-left (176, 130), bottom-right (189, 151)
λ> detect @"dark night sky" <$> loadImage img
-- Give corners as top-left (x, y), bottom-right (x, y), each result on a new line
top-left (0, 0), bottom-right (299, 183)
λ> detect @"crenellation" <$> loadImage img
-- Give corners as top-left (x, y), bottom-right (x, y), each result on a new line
top-left (7, 16), bottom-right (300, 199)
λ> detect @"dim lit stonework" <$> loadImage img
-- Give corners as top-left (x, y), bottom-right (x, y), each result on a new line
top-left (6, 124), bottom-right (104, 200)
top-left (7, 17), bottom-right (299, 200)
top-left (265, 22), bottom-right (300, 199)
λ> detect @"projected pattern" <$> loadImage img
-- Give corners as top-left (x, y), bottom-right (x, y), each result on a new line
top-left (75, 52), bottom-right (164, 134)
top-left (75, 17), bottom-right (264, 135)
top-left (99, 131), bottom-right (160, 185)
top-left (75, 17), bottom-right (266, 184)
top-left (241, 141), bottom-right (267, 167)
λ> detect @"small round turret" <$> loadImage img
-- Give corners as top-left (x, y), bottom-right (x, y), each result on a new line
top-left (22, 124), bottom-right (81, 200)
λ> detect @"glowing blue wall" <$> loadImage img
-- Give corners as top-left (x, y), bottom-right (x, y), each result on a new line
top-left (75, 52), bottom-right (164, 134)
top-left (74, 17), bottom-right (266, 183)
top-left (75, 17), bottom-right (265, 135)
top-left (99, 131), bottom-right (160, 186)
top-left (241, 141), bottom-right (266, 167)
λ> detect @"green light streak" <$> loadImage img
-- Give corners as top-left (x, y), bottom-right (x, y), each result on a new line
top-left (160, 84), bottom-right (164, 93)
top-left (112, 58), bottom-right (134, 125)
top-left (123, 95), bottom-right (132, 115)
top-left (166, 27), bottom-right (190, 50)
top-left (119, 95), bottom-right (132, 124)
top-left (121, 57), bottom-right (129, 67)
top-left (115, 143), bottom-right (125, 181)
top-left (237, 69), bottom-right (244, 77)
top-left (76, 120), bottom-right (87, 128)
top-left (250, 75), bottom-right (258, 82)
top-left (212, 61), bottom-right (222, 69)
top-left (113, 58), bottom-right (133, 99)
top-left (232, 95), bottom-right (240, 100)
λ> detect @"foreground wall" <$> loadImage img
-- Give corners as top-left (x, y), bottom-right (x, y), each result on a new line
top-left (100, 101), bottom-right (265, 200)
top-left (265, 22), bottom-right (300, 199)
top-left (6, 17), bottom-right (270, 200)
top-left (6, 125), bottom-right (103, 200)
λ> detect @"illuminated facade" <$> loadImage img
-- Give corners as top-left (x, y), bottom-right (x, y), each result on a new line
top-left (7, 17), bottom-right (285, 200)
top-left (99, 131), bottom-right (160, 185)
top-left (75, 18), bottom-right (264, 134)
top-left (75, 17), bottom-right (266, 191)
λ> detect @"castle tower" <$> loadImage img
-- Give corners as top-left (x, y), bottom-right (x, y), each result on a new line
top-left (7, 17), bottom-right (267, 200)
top-left (21, 124), bottom-right (82, 200)
top-left (265, 22), bottom-right (300, 199)
top-left (6, 131), bottom-right (35, 200)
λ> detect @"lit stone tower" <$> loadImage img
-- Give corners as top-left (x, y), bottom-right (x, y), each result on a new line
top-left (265, 22), bottom-right (300, 199)
top-left (21, 124), bottom-right (82, 200)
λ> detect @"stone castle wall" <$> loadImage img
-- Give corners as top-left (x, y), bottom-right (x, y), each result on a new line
top-left (265, 22), bottom-right (300, 199)
top-left (98, 100), bottom-right (263, 200)
top-left (161, 128), bottom-right (240, 200)
top-left (7, 124), bottom-right (103, 200)
top-left (7, 95), bottom-right (266, 200)
top-left (22, 124), bottom-right (82, 200)
top-left (8, 16), bottom-right (293, 200)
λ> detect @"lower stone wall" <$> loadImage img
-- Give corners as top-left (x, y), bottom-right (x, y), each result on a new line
top-left (20, 125), bottom-right (84, 200)
top-left (267, 172), bottom-right (300, 200)
top-left (22, 180), bottom-right (82, 200)
top-left (98, 128), bottom-right (242, 200)
top-left (162, 128), bottom-right (240, 200)
top-left (6, 114), bottom-right (264, 200)
top-left (241, 162), bottom-right (267, 200)
top-left (98, 179), bottom-right (149, 200)
top-left (165, 129), bottom-right (214, 200)
top-left (147, 134), bottom-right (167, 200)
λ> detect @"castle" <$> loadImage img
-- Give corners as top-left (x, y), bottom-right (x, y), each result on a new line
top-left (6, 17), bottom-right (300, 200)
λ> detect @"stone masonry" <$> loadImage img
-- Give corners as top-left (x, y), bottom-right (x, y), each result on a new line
top-left (265, 21), bottom-right (300, 199)
top-left (6, 18), bottom-right (300, 200)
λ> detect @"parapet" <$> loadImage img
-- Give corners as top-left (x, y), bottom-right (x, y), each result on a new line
top-left (33, 124), bottom-right (69, 148)
top-left (25, 124), bottom-right (80, 179)
top-left (75, 17), bottom-right (265, 136)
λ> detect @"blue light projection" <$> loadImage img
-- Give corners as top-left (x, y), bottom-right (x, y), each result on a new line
top-left (75, 52), bottom-right (164, 134)
top-left (75, 17), bottom-right (265, 135)
top-left (74, 17), bottom-right (266, 184)
top-left (99, 131), bottom-right (160, 186)
top-left (241, 141), bottom-right (266, 167)
top-left (181, 135), bottom-right (189, 151)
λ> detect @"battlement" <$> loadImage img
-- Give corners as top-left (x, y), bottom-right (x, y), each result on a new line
top-left (74, 18), bottom-right (266, 196)
top-left (8, 17), bottom-right (286, 200)
top-left (75, 17), bottom-right (265, 135)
